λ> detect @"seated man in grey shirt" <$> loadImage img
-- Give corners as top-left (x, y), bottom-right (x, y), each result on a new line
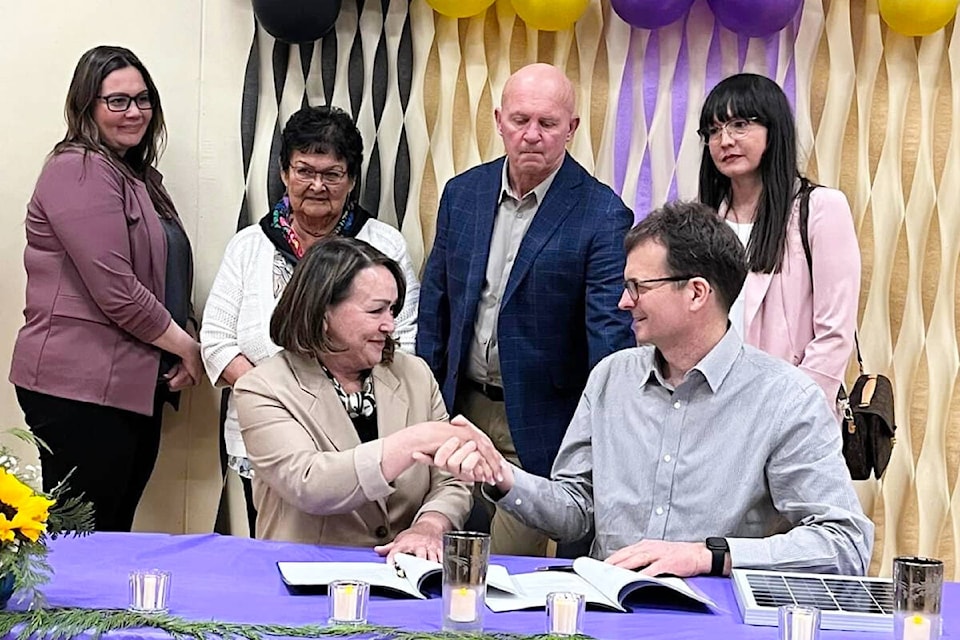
top-left (422, 200), bottom-right (873, 577)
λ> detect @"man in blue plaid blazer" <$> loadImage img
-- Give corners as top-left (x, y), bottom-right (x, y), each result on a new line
top-left (417, 63), bottom-right (635, 556)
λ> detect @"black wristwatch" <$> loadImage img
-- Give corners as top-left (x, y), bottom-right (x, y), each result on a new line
top-left (705, 537), bottom-right (729, 576)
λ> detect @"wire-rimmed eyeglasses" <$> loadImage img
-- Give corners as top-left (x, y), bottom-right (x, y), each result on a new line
top-left (98, 93), bottom-right (153, 113)
top-left (291, 165), bottom-right (349, 187)
top-left (698, 117), bottom-right (759, 144)
top-left (623, 275), bottom-right (699, 301)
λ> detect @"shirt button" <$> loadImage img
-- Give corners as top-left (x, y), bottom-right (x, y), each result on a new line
top-left (655, 507), bottom-right (664, 516)
top-left (673, 401), bottom-right (681, 409)
top-left (514, 498), bottom-right (522, 506)
top-left (663, 454), bottom-right (672, 462)
top-left (515, 213), bottom-right (523, 219)
top-left (375, 526), bottom-right (388, 538)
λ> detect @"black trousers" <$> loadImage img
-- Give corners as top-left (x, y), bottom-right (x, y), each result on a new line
top-left (15, 387), bottom-right (164, 532)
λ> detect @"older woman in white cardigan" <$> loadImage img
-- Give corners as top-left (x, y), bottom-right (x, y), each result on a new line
top-left (201, 105), bottom-right (419, 534)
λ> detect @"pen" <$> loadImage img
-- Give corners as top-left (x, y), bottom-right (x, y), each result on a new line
top-left (535, 565), bottom-right (576, 572)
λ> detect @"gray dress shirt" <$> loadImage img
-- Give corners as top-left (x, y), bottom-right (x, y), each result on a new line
top-left (498, 328), bottom-right (874, 575)
top-left (466, 162), bottom-right (559, 385)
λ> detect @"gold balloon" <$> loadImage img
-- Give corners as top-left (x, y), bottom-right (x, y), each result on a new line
top-left (879, 0), bottom-right (959, 36)
top-left (425, 0), bottom-right (496, 19)
top-left (510, 0), bottom-right (590, 31)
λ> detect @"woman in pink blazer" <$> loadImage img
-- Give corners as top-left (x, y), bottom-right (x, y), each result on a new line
top-left (9, 46), bottom-right (201, 531)
top-left (697, 73), bottom-right (860, 411)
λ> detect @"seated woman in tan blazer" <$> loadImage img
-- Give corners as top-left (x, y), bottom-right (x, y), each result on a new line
top-left (234, 237), bottom-right (501, 561)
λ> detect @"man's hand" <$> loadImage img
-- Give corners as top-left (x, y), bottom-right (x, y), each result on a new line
top-left (604, 539), bottom-right (714, 577)
top-left (411, 415), bottom-right (506, 486)
top-left (374, 513), bottom-right (450, 563)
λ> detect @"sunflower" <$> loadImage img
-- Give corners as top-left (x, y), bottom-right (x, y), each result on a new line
top-left (0, 468), bottom-right (54, 543)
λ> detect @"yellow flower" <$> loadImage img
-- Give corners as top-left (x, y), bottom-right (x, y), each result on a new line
top-left (0, 468), bottom-right (55, 542)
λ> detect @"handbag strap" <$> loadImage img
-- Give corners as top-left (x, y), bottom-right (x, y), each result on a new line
top-left (798, 179), bottom-right (864, 376)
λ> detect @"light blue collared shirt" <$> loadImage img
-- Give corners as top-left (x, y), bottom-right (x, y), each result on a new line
top-left (499, 328), bottom-right (873, 575)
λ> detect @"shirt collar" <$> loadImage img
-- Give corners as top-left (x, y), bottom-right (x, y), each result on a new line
top-left (637, 325), bottom-right (743, 394)
top-left (499, 159), bottom-right (562, 204)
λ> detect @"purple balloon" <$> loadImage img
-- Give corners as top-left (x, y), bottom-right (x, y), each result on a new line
top-left (610, 0), bottom-right (696, 30)
top-left (707, 0), bottom-right (802, 37)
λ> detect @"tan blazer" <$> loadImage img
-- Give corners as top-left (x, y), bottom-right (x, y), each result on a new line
top-left (233, 350), bottom-right (471, 547)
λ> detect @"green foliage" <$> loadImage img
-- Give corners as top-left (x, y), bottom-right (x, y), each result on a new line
top-left (0, 608), bottom-right (593, 640)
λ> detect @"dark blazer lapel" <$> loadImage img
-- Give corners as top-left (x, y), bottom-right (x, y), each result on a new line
top-left (464, 160), bottom-right (505, 302)
top-left (286, 353), bottom-right (361, 454)
top-left (502, 154), bottom-right (581, 307)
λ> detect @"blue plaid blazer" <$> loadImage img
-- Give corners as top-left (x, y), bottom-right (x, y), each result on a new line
top-left (416, 154), bottom-right (635, 477)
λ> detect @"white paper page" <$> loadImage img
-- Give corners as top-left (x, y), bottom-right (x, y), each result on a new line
top-left (393, 554), bottom-right (520, 596)
top-left (484, 571), bottom-right (620, 612)
top-left (573, 557), bottom-right (718, 609)
top-left (276, 562), bottom-right (423, 599)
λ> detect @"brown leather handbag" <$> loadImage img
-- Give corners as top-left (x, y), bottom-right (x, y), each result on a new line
top-left (836, 338), bottom-right (896, 480)
top-left (798, 180), bottom-right (897, 480)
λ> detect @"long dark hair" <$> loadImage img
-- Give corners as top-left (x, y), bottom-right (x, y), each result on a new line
top-left (54, 45), bottom-right (175, 218)
top-left (697, 73), bottom-right (801, 274)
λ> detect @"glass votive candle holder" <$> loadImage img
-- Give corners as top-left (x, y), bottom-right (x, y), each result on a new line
top-left (327, 580), bottom-right (370, 625)
top-left (894, 556), bottom-right (943, 640)
top-left (128, 569), bottom-right (171, 613)
top-left (546, 591), bottom-right (585, 636)
top-left (778, 604), bottom-right (821, 640)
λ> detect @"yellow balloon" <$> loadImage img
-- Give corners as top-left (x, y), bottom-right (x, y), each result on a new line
top-left (879, 0), bottom-right (959, 36)
top-left (425, 0), bottom-right (496, 19)
top-left (511, 0), bottom-right (590, 31)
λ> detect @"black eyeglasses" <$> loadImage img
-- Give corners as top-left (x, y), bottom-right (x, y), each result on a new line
top-left (624, 275), bottom-right (699, 301)
top-left (98, 93), bottom-right (153, 113)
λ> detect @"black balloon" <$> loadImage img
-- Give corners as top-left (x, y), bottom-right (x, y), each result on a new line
top-left (252, 0), bottom-right (343, 43)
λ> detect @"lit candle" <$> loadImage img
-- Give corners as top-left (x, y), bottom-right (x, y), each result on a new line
top-left (448, 586), bottom-right (478, 623)
top-left (332, 583), bottom-right (359, 621)
top-left (903, 614), bottom-right (932, 640)
top-left (550, 594), bottom-right (580, 635)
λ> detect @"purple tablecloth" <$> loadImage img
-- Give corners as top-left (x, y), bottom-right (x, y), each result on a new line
top-left (8, 532), bottom-right (955, 639)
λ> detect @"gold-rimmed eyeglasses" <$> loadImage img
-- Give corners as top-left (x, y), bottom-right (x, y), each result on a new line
top-left (291, 165), bottom-right (349, 186)
top-left (698, 117), bottom-right (759, 144)
top-left (623, 275), bottom-right (698, 301)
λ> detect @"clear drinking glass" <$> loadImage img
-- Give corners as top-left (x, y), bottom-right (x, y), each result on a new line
top-left (441, 531), bottom-right (490, 632)
top-left (778, 604), bottom-right (820, 640)
top-left (893, 556), bottom-right (943, 640)
top-left (128, 569), bottom-right (172, 613)
top-left (327, 580), bottom-right (370, 625)
top-left (546, 591), bottom-right (586, 636)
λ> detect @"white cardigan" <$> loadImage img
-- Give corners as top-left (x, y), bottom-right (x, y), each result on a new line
top-left (200, 221), bottom-right (420, 459)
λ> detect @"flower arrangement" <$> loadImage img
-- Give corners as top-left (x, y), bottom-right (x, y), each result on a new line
top-left (0, 429), bottom-right (94, 609)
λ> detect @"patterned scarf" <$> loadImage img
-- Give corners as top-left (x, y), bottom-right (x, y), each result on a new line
top-left (319, 363), bottom-right (376, 419)
top-left (266, 196), bottom-right (355, 260)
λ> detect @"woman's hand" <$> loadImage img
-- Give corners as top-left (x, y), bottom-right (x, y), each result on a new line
top-left (381, 417), bottom-right (502, 484)
top-left (408, 417), bottom-right (503, 485)
top-left (374, 512), bottom-right (451, 563)
top-left (164, 363), bottom-right (196, 391)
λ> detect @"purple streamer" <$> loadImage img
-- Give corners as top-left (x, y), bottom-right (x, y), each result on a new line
top-left (613, 37), bottom-right (636, 196)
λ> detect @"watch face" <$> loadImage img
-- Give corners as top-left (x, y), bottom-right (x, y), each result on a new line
top-left (706, 537), bottom-right (728, 551)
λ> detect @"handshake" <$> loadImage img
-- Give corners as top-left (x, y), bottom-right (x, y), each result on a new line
top-left (406, 416), bottom-right (514, 491)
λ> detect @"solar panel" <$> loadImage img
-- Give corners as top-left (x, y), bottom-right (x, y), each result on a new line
top-left (732, 569), bottom-right (894, 632)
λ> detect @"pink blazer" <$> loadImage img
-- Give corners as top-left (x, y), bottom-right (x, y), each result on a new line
top-left (9, 150), bottom-right (173, 416)
top-left (726, 187), bottom-right (860, 406)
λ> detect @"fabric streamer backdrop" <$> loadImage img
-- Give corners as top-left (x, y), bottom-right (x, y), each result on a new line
top-left (223, 0), bottom-right (960, 577)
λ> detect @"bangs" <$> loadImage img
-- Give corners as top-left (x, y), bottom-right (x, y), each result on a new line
top-left (699, 85), bottom-right (765, 130)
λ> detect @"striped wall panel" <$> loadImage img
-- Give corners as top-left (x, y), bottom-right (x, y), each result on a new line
top-left (229, 0), bottom-right (960, 576)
